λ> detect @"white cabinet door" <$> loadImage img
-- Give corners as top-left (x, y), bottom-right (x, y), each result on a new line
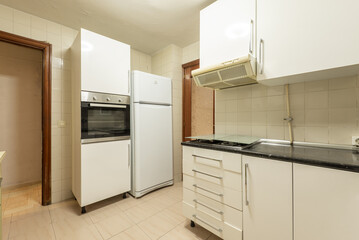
top-left (294, 164), bottom-right (359, 240)
top-left (81, 29), bottom-right (130, 95)
top-left (200, 0), bottom-right (255, 68)
top-left (257, 0), bottom-right (359, 85)
top-left (81, 140), bottom-right (131, 206)
top-left (243, 156), bottom-right (292, 240)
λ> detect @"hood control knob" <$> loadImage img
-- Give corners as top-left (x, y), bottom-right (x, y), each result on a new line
top-left (118, 99), bottom-right (122, 102)
top-left (106, 97), bottom-right (111, 101)
top-left (93, 96), bottom-right (97, 101)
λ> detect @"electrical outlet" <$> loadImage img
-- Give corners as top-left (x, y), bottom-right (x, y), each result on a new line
top-left (352, 136), bottom-right (359, 146)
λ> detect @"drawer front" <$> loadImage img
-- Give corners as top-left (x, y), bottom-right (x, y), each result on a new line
top-left (183, 146), bottom-right (242, 174)
top-left (183, 188), bottom-right (242, 229)
top-left (184, 175), bottom-right (242, 210)
top-left (183, 201), bottom-right (242, 240)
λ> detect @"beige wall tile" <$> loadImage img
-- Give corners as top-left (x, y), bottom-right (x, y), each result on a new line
top-left (329, 89), bottom-right (356, 108)
top-left (305, 79), bottom-right (328, 92)
top-left (305, 109), bottom-right (329, 127)
top-left (329, 76), bottom-right (356, 90)
top-left (329, 108), bottom-right (357, 128)
top-left (305, 91), bottom-right (328, 109)
top-left (305, 127), bottom-right (329, 143)
top-left (267, 126), bottom-right (285, 140)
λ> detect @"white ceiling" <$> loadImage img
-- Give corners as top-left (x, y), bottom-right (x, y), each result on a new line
top-left (0, 0), bottom-right (216, 54)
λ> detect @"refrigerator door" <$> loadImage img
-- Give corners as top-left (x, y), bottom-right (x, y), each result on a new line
top-left (133, 103), bottom-right (173, 194)
top-left (132, 70), bottom-right (172, 105)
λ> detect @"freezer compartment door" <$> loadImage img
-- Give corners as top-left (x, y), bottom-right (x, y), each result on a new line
top-left (132, 70), bottom-right (172, 105)
top-left (134, 103), bottom-right (173, 192)
top-left (81, 140), bottom-right (131, 206)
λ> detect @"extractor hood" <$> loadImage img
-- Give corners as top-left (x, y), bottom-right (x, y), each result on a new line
top-left (192, 55), bottom-right (257, 90)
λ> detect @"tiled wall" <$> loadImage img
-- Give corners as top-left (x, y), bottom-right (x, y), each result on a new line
top-left (152, 44), bottom-right (183, 182)
top-left (215, 76), bottom-right (359, 145)
top-left (131, 49), bottom-right (152, 73)
top-left (182, 41), bottom-right (199, 64)
top-left (0, 4), bottom-right (78, 203)
top-left (0, 42), bottom-right (43, 187)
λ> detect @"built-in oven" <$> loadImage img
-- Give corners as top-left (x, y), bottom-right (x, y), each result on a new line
top-left (81, 91), bottom-right (130, 144)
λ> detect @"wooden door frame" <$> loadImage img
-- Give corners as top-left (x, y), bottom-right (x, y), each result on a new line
top-left (0, 30), bottom-right (52, 206)
top-left (182, 59), bottom-right (198, 142)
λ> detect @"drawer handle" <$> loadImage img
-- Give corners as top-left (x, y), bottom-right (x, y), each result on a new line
top-left (192, 169), bottom-right (222, 179)
top-left (245, 163), bottom-right (249, 206)
top-left (192, 214), bottom-right (223, 232)
top-left (193, 199), bottom-right (223, 215)
top-left (192, 154), bottom-right (222, 162)
top-left (193, 184), bottom-right (223, 197)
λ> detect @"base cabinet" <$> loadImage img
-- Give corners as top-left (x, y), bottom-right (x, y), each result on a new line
top-left (242, 156), bottom-right (293, 240)
top-left (294, 164), bottom-right (359, 240)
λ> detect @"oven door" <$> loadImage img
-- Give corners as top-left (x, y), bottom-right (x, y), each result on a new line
top-left (81, 102), bottom-right (130, 143)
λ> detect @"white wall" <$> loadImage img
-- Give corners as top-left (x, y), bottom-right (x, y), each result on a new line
top-left (0, 4), bottom-right (78, 202)
top-left (215, 76), bottom-right (359, 145)
top-left (152, 44), bottom-right (183, 182)
top-left (0, 42), bottom-right (42, 187)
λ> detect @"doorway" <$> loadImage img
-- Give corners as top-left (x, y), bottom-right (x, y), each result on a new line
top-left (0, 30), bottom-right (52, 206)
top-left (182, 59), bottom-right (215, 142)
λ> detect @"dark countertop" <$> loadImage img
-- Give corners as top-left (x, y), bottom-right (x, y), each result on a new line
top-left (181, 141), bottom-right (359, 173)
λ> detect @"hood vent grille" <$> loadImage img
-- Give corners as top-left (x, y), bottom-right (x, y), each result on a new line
top-left (192, 55), bottom-right (257, 90)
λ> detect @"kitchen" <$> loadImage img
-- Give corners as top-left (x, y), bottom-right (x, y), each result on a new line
top-left (0, 0), bottom-right (358, 239)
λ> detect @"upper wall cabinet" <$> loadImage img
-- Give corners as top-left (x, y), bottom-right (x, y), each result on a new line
top-left (200, 0), bottom-right (256, 68)
top-left (78, 29), bottom-right (130, 95)
top-left (256, 0), bottom-right (359, 85)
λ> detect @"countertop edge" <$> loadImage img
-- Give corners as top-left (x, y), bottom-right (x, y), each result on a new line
top-left (181, 142), bottom-right (359, 173)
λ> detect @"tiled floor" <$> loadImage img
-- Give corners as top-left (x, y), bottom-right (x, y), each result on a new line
top-left (2, 182), bottom-right (221, 240)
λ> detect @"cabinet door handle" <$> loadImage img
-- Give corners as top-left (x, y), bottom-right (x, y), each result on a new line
top-left (192, 154), bottom-right (222, 162)
top-left (193, 184), bottom-right (223, 197)
top-left (249, 19), bottom-right (254, 54)
top-left (245, 163), bottom-right (249, 206)
top-left (128, 143), bottom-right (131, 168)
top-left (259, 39), bottom-right (264, 74)
top-left (193, 199), bottom-right (223, 215)
top-left (192, 169), bottom-right (222, 179)
top-left (192, 214), bottom-right (223, 232)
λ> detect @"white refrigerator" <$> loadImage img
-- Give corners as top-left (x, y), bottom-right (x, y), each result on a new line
top-left (131, 71), bottom-right (173, 198)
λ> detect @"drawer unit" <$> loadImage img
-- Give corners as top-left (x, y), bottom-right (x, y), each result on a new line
top-left (183, 188), bottom-right (242, 229)
top-left (183, 146), bottom-right (242, 174)
top-left (182, 146), bottom-right (243, 240)
top-left (184, 175), bottom-right (242, 211)
top-left (183, 202), bottom-right (243, 240)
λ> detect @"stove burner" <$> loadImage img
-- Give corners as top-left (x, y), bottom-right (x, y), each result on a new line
top-left (194, 139), bottom-right (247, 148)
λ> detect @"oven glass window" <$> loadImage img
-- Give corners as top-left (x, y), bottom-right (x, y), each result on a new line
top-left (81, 103), bottom-right (130, 139)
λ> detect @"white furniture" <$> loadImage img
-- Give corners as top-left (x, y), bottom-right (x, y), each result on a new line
top-left (256, 0), bottom-right (359, 85)
top-left (294, 164), bottom-right (359, 240)
top-left (182, 146), bottom-right (243, 240)
top-left (131, 71), bottom-right (173, 198)
top-left (200, 0), bottom-right (359, 86)
top-left (74, 28), bottom-right (130, 95)
top-left (79, 140), bottom-right (131, 207)
top-left (242, 155), bottom-right (292, 240)
top-left (200, 0), bottom-right (256, 68)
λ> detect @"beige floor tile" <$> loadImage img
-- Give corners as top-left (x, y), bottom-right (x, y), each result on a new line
top-left (52, 216), bottom-right (94, 238)
top-left (124, 199), bottom-right (163, 224)
top-left (49, 200), bottom-right (92, 224)
top-left (8, 223), bottom-right (56, 240)
top-left (116, 195), bottom-right (148, 211)
top-left (109, 225), bottom-right (151, 240)
top-left (54, 224), bottom-right (103, 240)
top-left (159, 220), bottom-right (212, 240)
top-left (3, 221), bottom-right (11, 240)
top-left (89, 204), bottom-right (124, 223)
top-left (207, 234), bottom-right (222, 240)
top-left (8, 213), bottom-right (52, 239)
top-left (95, 211), bottom-right (134, 239)
top-left (138, 208), bottom-right (185, 240)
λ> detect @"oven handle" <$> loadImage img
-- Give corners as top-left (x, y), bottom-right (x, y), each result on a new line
top-left (89, 103), bottom-right (127, 108)
top-left (81, 136), bottom-right (131, 144)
